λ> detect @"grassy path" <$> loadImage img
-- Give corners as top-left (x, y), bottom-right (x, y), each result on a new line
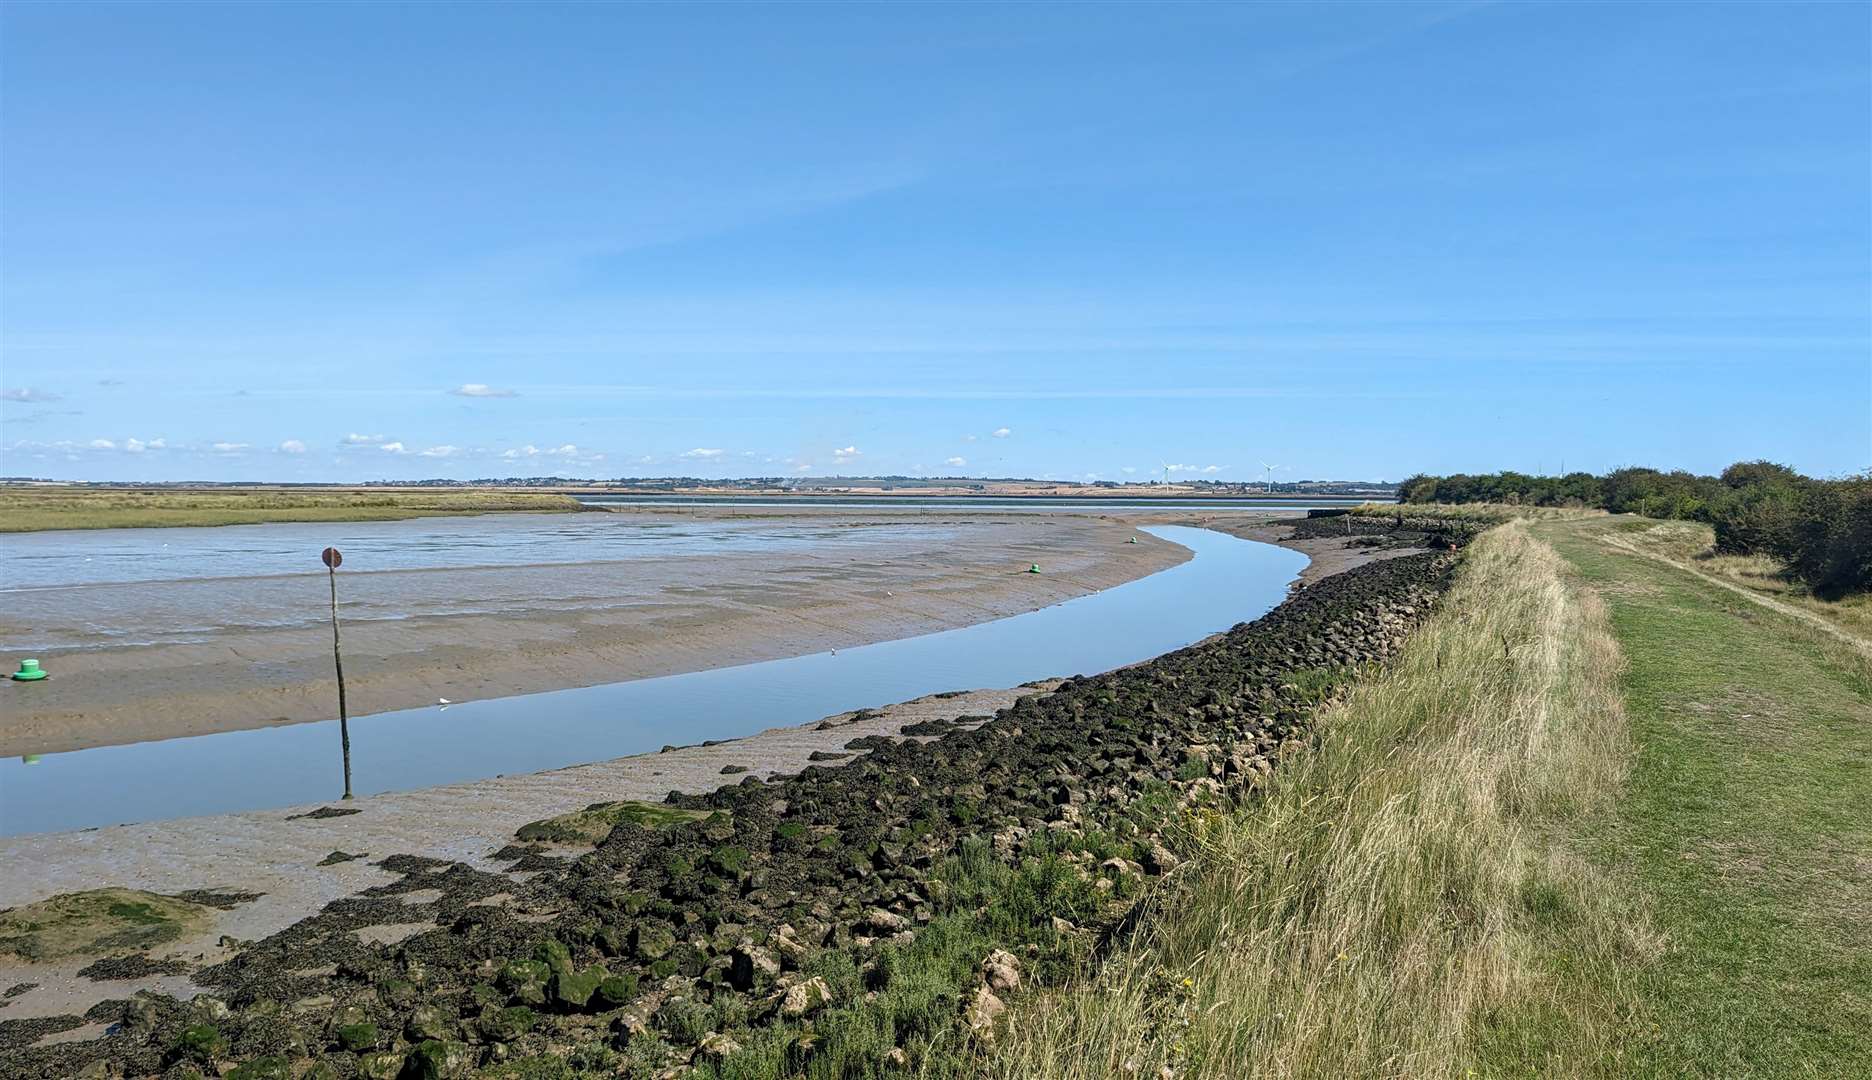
top-left (1539, 518), bottom-right (1872, 1078)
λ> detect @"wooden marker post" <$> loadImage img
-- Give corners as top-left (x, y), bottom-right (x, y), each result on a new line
top-left (323, 546), bottom-right (353, 799)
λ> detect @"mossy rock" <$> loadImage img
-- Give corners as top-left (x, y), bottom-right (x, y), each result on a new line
top-left (496, 959), bottom-right (549, 1005)
top-left (549, 964), bottom-right (606, 1010)
top-left (595, 972), bottom-right (639, 1008)
top-left (0, 888), bottom-right (211, 962)
top-left (631, 924), bottom-right (675, 961)
top-left (335, 1021), bottom-right (379, 1052)
top-left (357, 1050), bottom-right (405, 1080)
top-left (224, 1057), bottom-right (291, 1080)
top-left (514, 801), bottom-right (712, 846)
top-left (170, 1022), bottom-right (225, 1062)
top-left (399, 1039), bottom-right (477, 1079)
top-left (707, 845), bottom-right (750, 875)
top-left (531, 937), bottom-right (573, 975)
top-left (476, 1005), bottom-right (537, 1042)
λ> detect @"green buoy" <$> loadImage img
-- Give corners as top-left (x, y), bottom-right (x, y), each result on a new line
top-left (1028, 564), bottom-right (1041, 573)
top-left (10, 659), bottom-right (46, 682)
top-left (1126, 536), bottom-right (1138, 543)
top-left (21, 755), bottom-right (41, 766)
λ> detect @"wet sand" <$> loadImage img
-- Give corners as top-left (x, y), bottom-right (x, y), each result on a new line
top-left (1, 511), bottom-right (1186, 757)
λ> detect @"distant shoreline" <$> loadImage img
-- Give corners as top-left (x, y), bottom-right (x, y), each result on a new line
top-left (0, 483), bottom-right (1383, 532)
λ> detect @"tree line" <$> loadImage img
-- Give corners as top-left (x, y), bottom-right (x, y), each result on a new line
top-left (1395, 462), bottom-right (1871, 597)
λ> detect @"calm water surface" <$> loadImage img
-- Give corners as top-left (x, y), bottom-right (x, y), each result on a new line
top-left (0, 526), bottom-right (1303, 836)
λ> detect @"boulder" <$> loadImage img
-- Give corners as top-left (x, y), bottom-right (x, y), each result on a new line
top-left (980, 949), bottom-right (1022, 994)
top-left (778, 976), bottom-right (834, 1018)
top-left (964, 986), bottom-right (1005, 1041)
top-left (399, 1039), bottom-right (476, 1079)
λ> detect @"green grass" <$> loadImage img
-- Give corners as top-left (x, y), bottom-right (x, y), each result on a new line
top-left (1538, 518), bottom-right (1872, 1078)
top-left (0, 488), bottom-right (583, 531)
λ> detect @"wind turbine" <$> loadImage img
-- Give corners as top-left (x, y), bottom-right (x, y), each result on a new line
top-left (1261, 461), bottom-right (1285, 494)
top-left (1161, 462), bottom-right (1172, 487)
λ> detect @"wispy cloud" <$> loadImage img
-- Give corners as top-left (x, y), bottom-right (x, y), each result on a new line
top-left (451, 383), bottom-right (517, 398)
top-left (991, 427), bottom-right (1012, 438)
top-left (88, 438), bottom-right (115, 450)
top-left (681, 447), bottom-right (725, 459)
top-left (418, 444), bottom-right (461, 457)
top-left (342, 432), bottom-right (390, 446)
top-left (944, 456), bottom-right (967, 467)
top-left (279, 439), bottom-right (307, 454)
top-left (833, 445), bottom-right (861, 461)
top-left (379, 441), bottom-right (408, 454)
top-left (211, 441), bottom-right (250, 454)
top-left (2, 387), bottom-right (61, 403)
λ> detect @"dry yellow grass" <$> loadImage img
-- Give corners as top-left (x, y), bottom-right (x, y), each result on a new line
top-left (0, 488), bottom-right (583, 532)
top-left (989, 523), bottom-right (1651, 1080)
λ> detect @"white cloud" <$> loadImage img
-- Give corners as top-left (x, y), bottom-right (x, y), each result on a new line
top-left (148, 438), bottom-right (166, 450)
top-left (279, 439), bottom-right (307, 454)
top-left (945, 456), bottom-right (967, 467)
top-left (1121, 466), bottom-right (1137, 474)
top-left (211, 441), bottom-right (250, 453)
top-left (451, 383), bottom-right (517, 398)
top-left (343, 433), bottom-right (389, 446)
top-left (124, 438), bottom-right (147, 453)
top-left (2, 387), bottom-right (60, 403)
top-left (833, 445), bottom-right (860, 460)
top-left (89, 438), bottom-right (116, 450)
top-left (991, 427), bottom-right (1011, 438)
top-left (418, 445), bottom-right (461, 458)
top-left (379, 441), bottom-right (408, 454)
top-left (1165, 463), bottom-right (1226, 475)
top-left (502, 445), bottom-right (541, 459)
top-left (546, 444), bottom-right (579, 456)
top-left (963, 434), bottom-right (978, 442)
top-left (681, 447), bottom-right (725, 459)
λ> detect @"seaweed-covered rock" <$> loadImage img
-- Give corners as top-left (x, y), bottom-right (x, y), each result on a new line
top-left (399, 1039), bottom-right (476, 1080)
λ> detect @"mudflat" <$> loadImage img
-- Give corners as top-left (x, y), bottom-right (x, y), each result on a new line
top-left (0, 510), bottom-right (1185, 757)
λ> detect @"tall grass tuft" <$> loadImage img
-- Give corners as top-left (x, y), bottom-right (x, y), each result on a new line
top-left (990, 523), bottom-right (1651, 1080)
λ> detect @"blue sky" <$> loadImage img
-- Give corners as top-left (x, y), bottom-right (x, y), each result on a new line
top-left (2, 1), bottom-right (1867, 483)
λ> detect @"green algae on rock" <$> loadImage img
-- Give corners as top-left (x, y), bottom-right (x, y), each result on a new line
top-left (0, 888), bottom-right (212, 963)
top-left (513, 800), bottom-right (715, 846)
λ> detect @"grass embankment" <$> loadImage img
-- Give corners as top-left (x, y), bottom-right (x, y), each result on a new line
top-left (0, 489), bottom-right (583, 531)
top-left (990, 522), bottom-right (1644, 1079)
top-left (994, 512), bottom-right (1871, 1078)
top-left (1537, 516), bottom-right (1872, 1077)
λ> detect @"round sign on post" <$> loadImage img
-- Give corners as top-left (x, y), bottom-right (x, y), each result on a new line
top-left (322, 547), bottom-right (342, 569)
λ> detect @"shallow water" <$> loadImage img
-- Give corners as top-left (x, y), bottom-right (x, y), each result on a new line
top-left (0, 526), bottom-right (1304, 836)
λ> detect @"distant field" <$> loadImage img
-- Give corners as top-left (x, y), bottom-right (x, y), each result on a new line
top-left (0, 489), bottom-right (584, 532)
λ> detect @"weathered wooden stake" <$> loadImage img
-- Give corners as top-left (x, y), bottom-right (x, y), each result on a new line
top-left (323, 546), bottom-right (352, 799)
